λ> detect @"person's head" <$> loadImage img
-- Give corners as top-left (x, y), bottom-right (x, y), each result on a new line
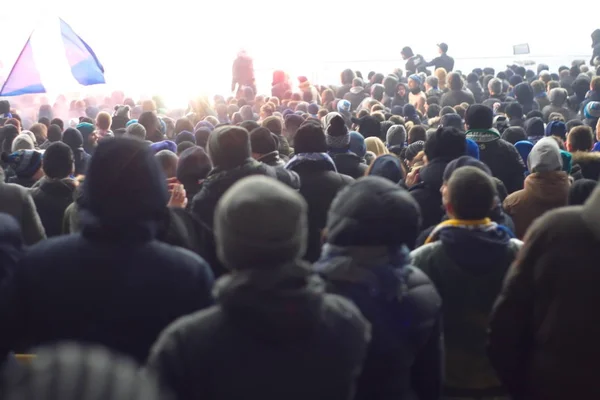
top-left (324, 112), bottom-right (350, 150)
top-left (46, 124), bottom-right (62, 143)
top-left (505, 102), bottom-right (524, 120)
top-left (440, 113), bottom-right (464, 131)
top-left (0, 150), bottom-right (43, 180)
top-left (365, 137), bottom-right (389, 157)
top-left (125, 123), bottom-right (147, 141)
top-left (50, 118), bottom-right (64, 131)
top-left (427, 104), bottom-right (442, 119)
top-left (442, 166), bottom-right (495, 220)
top-left (425, 127), bottom-right (467, 161)
top-left (467, 73), bottom-right (479, 84)
top-left (386, 124), bottom-right (407, 149)
top-left (154, 150), bottom-right (178, 179)
top-left (284, 114), bottom-right (304, 138)
top-left (408, 125), bottom-right (427, 144)
top-left (528, 137), bottom-right (562, 173)
top-left (175, 130), bottom-right (196, 145)
top-left (408, 74), bottom-right (422, 93)
top-left (425, 76), bottom-right (439, 91)
top-left (262, 116), bottom-right (283, 136)
top-left (530, 80), bottom-right (546, 97)
top-left (43, 142), bottom-right (74, 179)
top-left (0, 343), bottom-right (166, 400)
top-left (250, 127), bottom-right (278, 158)
top-left (11, 133), bottom-right (35, 152)
top-left (293, 123), bottom-right (327, 153)
top-left (438, 42), bottom-right (448, 54)
top-left (208, 126), bottom-right (251, 169)
top-left (447, 72), bottom-right (463, 91)
top-left (95, 111), bottom-right (112, 131)
top-left (502, 126), bottom-right (527, 144)
top-left (545, 120), bottom-right (567, 141)
top-left (341, 68), bottom-right (356, 85)
top-left (453, 105), bottom-right (466, 120)
top-left (176, 141), bottom-right (195, 156)
top-left (366, 154), bottom-right (404, 183)
top-left (215, 176), bottom-right (307, 269)
top-left (524, 117), bottom-right (545, 139)
top-left (352, 77), bottom-right (364, 88)
top-left (138, 111), bottom-right (161, 142)
top-left (174, 117), bottom-right (194, 135)
top-left (465, 104), bottom-right (493, 130)
top-left (549, 88), bottom-right (568, 107)
top-left (401, 46), bottom-right (414, 60)
top-left (569, 179), bottom-right (597, 205)
top-left (176, 145), bottom-right (212, 186)
top-left (30, 123), bottom-right (47, 144)
top-left (567, 125), bottom-right (594, 152)
top-left (62, 128), bottom-right (84, 152)
top-left (325, 177), bottom-right (421, 249)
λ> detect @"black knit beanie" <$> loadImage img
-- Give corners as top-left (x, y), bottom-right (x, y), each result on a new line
top-left (466, 105), bottom-right (493, 129)
top-left (250, 127), bottom-right (278, 154)
top-left (293, 123), bottom-right (327, 153)
top-left (207, 126), bottom-right (251, 169)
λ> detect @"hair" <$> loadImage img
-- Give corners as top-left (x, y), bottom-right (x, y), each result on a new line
top-left (155, 150), bottom-right (179, 178)
top-left (389, 115), bottom-right (404, 125)
top-left (435, 68), bottom-right (447, 88)
top-left (425, 127), bottom-right (466, 161)
top-left (592, 76), bottom-right (600, 92)
top-left (43, 142), bottom-right (74, 179)
top-left (568, 125), bottom-right (594, 151)
top-left (357, 109), bottom-right (370, 119)
top-left (142, 99), bottom-right (157, 113)
top-left (5, 118), bottom-right (21, 131)
top-left (176, 141), bottom-right (195, 156)
top-left (501, 127), bottom-right (527, 144)
top-left (447, 72), bottom-right (463, 91)
top-left (138, 111), bottom-right (159, 140)
top-left (260, 103), bottom-right (275, 118)
top-left (50, 118), bottom-right (64, 131)
top-left (317, 109), bottom-right (328, 119)
top-left (566, 119), bottom-right (584, 133)
top-left (370, 112), bottom-right (385, 124)
top-left (488, 78), bottom-right (503, 96)
top-left (447, 166), bottom-right (495, 220)
top-left (427, 96), bottom-right (440, 106)
top-left (408, 125), bottom-right (427, 144)
top-left (96, 111), bottom-right (112, 130)
top-left (30, 123), bottom-right (47, 143)
top-left (262, 116), bottom-right (283, 135)
top-left (175, 117), bottom-right (194, 135)
top-left (547, 81), bottom-right (560, 91)
top-left (505, 102), bottom-right (524, 119)
top-left (453, 105), bottom-right (466, 119)
top-left (549, 112), bottom-right (566, 122)
top-left (531, 80), bottom-right (546, 95)
top-left (371, 104), bottom-right (385, 113)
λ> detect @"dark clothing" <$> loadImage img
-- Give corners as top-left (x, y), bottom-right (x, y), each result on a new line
top-left (147, 262), bottom-right (370, 400)
top-left (344, 87), bottom-right (368, 111)
top-left (466, 82), bottom-right (484, 104)
top-left (440, 89), bottom-right (475, 108)
top-left (426, 53), bottom-right (454, 72)
top-left (466, 132), bottom-right (525, 194)
top-left (72, 148), bottom-right (91, 176)
top-left (316, 245), bottom-right (443, 400)
top-left (332, 153), bottom-right (368, 179)
top-left (7, 175), bottom-right (38, 188)
top-left (257, 151), bottom-right (285, 167)
top-left (409, 158), bottom-right (449, 231)
top-left (405, 54), bottom-right (426, 75)
top-left (271, 82), bottom-right (291, 100)
top-left (488, 192), bottom-right (600, 400)
top-left (0, 213), bottom-right (23, 286)
top-left (542, 104), bottom-right (573, 123)
top-left (277, 134), bottom-right (293, 158)
top-left (192, 159), bottom-right (300, 228)
top-left (0, 216), bottom-right (215, 364)
top-left (580, 90), bottom-right (600, 117)
top-left (571, 151), bottom-right (600, 181)
top-left (336, 84), bottom-right (352, 99)
top-left (411, 230), bottom-right (521, 398)
top-left (30, 177), bottom-right (77, 237)
top-left (287, 159), bottom-right (354, 262)
top-left (231, 54), bottom-right (255, 92)
top-left (534, 95), bottom-right (551, 111)
top-left (482, 94), bottom-right (514, 109)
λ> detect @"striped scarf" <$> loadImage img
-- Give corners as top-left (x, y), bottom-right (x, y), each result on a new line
top-left (425, 218), bottom-right (497, 244)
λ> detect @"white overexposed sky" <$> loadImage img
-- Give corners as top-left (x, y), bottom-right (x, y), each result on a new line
top-left (0, 0), bottom-right (596, 107)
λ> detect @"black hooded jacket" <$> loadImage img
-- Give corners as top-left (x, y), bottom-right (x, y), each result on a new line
top-left (344, 87), bottom-right (368, 111)
top-left (409, 159), bottom-right (449, 231)
top-left (0, 138), bottom-right (215, 364)
top-left (332, 153), bottom-right (368, 179)
top-left (147, 263), bottom-right (371, 400)
top-left (30, 177), bottom-right (77, 237)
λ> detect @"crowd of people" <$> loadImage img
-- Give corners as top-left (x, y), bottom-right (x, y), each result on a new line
top-left (1, 37), bottom-right (600, 400)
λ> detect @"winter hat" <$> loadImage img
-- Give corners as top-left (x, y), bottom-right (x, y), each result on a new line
top-left (80, 137), bottom-right (169, 224)
top-left (528, 137), bottom-right (562, 173)
top-left (525, 117), bottom-right (545, 138)
top-left (323, 112), bottom-right (350, 149)
top-left (501, 127), bottom-right (527, 144)
top-left (367, 154), bottom-right (404, 183)
top-left (214, 175), bottom-right (308, 269)
top-left (194, 127), bottom-right (211, 148)
top-left (337, 99), bottom-right (351, 113)
top-left (262, 116), bottom-right (283, 135)
top-left (440, 113), bottom-right (464, 131)
top-left (326, 176), bottom-right (421, 247)
top-left (443, 155), bottom-right (492, 181)
top-left (250, 127), bottom-right (278, 154)
top-left (0, 150), bottom-right (42, 178)
top-left (0, 343), bottom-right (165, 400)
top-left (509, 75), bottom-right (523, 87)
top-left (549, 88), bottom-right (568, 106)
top-left (11, 133), bottom-right (35, 152)
top-left (386, 125), bottom-right (407, 147)
top-left (239, 105), bottom-right (255, 121)
top-left (208, 126), bottom-right (251, 169)
top-left (465, 138), bottom-right (480, 159)
top-left (194, 120), bottom-right (215, 132)
top-left (405, 140), bottom-right (425, 162)
top-left (125, 123), bottom-right (147, 140)
top-left (465, 104), bottom-right (493, 129)
top-left (175, 130), bottom-right (196, 145)
top-left (408, 74), bottom-right (422, 85)
top-left (545, 120), bottom-right (567, 140)
top-left (515, 140), bottom-right (534, 166)
top-left (560, 150), bottom-right (572, 173)
top-left (514, 82), bottom-right (534, 104)
top-left (125, 119), bottom-right (138, 127)
top-left (293, 123), bottom-right (327, 153)
top-left (307, 103), bottom-right (319, 116)
top-left (42, 142), bottom-right (73, 179)
top-left (150, 140), bottom-right (177, 154)
top-left (584, 101), bottom-right (600, 119)
top-left (391, 105), bottom-right (404, 116)
top-left (176, 146), bottom-right (212, 186)
top-left (569, 179), bottom-right (597, 205)
top-left (349, 131), bottom-right (367, 158)
top-left (0, 100), bottom-right (10, 115)
top-left (62, 128), bottom-right (84, 151)
top-left (351, 115), bottom-right (381, 138)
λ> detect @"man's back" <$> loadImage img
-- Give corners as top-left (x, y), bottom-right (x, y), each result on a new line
top-left (0, 178), bottom-right (45, 245)
top-left (0, 233), bottom-right (214, 364)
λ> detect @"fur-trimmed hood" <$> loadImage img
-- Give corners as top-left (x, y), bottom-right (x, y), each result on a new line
top-left (571, 151), bottom-right (600, 181)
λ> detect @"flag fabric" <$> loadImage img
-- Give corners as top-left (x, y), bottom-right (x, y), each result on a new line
top-left (0, 18), bottom-right (105, 96)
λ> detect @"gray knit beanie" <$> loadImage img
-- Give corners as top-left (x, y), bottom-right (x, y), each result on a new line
top-left (386, 125), bottom-right (407, 147)
top-left (323, 112), bottom-right (350, 149)
top-left (214, 175), bottom-right (308, 269)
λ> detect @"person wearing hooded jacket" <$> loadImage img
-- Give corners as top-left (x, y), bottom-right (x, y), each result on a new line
top-left (315, 177), bottom-right (442, 400)
top-left (62, 128), bottom-right (91, 176)
top-left (325, 115), bottom-right (369, 179)
top-left (568, 76), bottom-right (591, 114)
top-left (465, 105), bottom-right (525, 194)
top-left (285, 123), bottom-right (353, 263)
top-left (567, 125), bottom-right (600, 181)
top-left (191, 126), bottom-right (300, 229)
top-left (382, 74), bottom-right (399, 108)
top-left (503, 137), bottom-right (570, 239)
top-left (411, 165), bottom-right (521, 399)
top-left (0, 213), bottom-right (23, 286)
top-left (488, 183), bottom-right (600, 400)
top-left (409, 126), bottom-right (466, 232)
top-left (344, 78), bottom-right (368, 111)
top-left (336, 68), bottom-right (356, 99)
top-left (513, 82), bottom-right (539, 115)
top-left (591, 29), bottom-right (600, 65)
top-left (0, 137), bottom-right (214, 365)
top-left (147, 176), bottom-right (371, 400)
top-left (542, 88), bottom-right (573, 122)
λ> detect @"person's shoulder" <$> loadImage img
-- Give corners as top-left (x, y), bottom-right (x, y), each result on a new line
top-left (410, 241), bottom-right (442, 265)
top-left (321, 292), bottom-right (371, 339)
top-left (148, 241), bottom-right (213, 276)
top-left (503, 188), bottom-right (526, 208)
top-left (403, 265), bottom-right (442, 313)
top-left (21, 234), bottom-right (82, 265)
top-left (0, 181), bottom-right (31, 198)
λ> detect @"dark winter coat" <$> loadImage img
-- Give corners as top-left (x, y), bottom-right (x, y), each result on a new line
top-left (440, 89), bottom-right (475, 108)
top-left (6, 175), bottom-right (38, 188)
top-left (467, 82), bottom-right (485, 104)
top-left (257, 151), bottom-right (285, 167)
top-left (0, 213), bottom-right (23, 286)
top-left (426, 54), bottom-right (454, 72)
top-left (332, 153), bottom-right (368, 179)
top-left (344, 87), bottom-right (368, 111)
top-left (409, 158), bottom-right (449, 231)
top-left (147, 262), bottom-right (371, 400)
top-left (316, 245), bottom-right (443, 400)
top-left (488, 186), bottom-right (600, 400)
top-left (192, 159), bottom-right (300, 228)
top-left (534, 94), bottom-right (551, 111)
top-left (466, 131), bottom-right (525, 194)
top-left (580, 90), bottom-right (600, 117)
top-left (72, 148), bottom-right (91, 176)
top-left (411, 229), bottom-right (521, 398)
top-left (30, 177), bottom-right (77, 237)
top-left (571, 151), bottom-right (600, 181)
top-left (503, 171), bottom-right (569, 239)
top-left (287, 158), bottom-right (354, 262)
